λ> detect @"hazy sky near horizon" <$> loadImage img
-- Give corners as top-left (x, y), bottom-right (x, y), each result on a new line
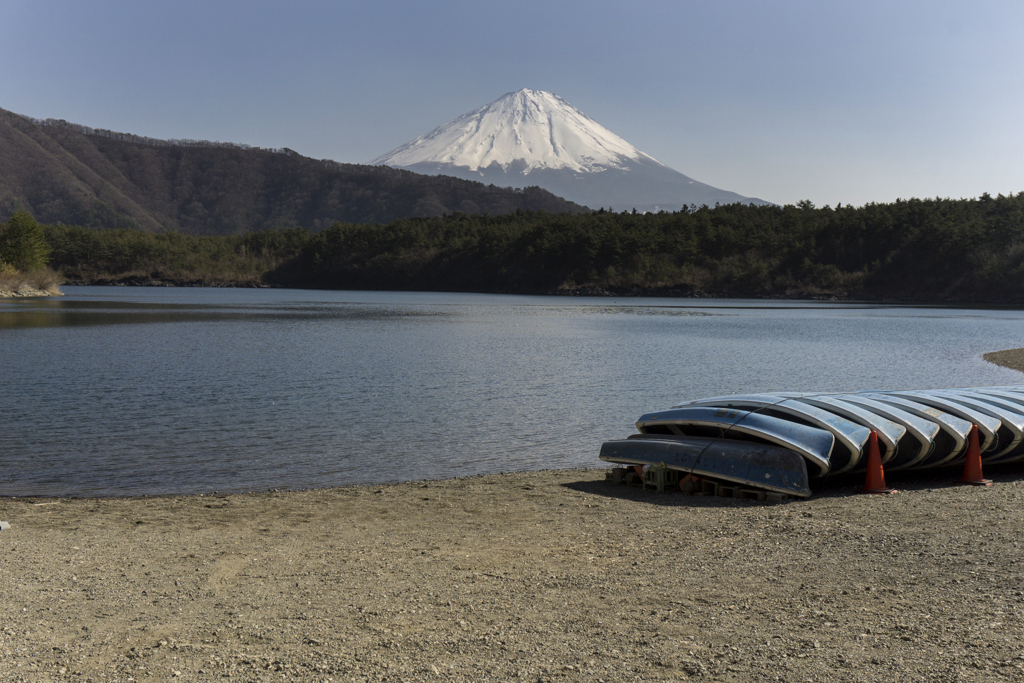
top-left (2, 0), bottom-right (1022, 207)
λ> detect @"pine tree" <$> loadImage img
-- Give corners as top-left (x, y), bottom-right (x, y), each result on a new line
top-left (0, 211), bottom-right (50, 270)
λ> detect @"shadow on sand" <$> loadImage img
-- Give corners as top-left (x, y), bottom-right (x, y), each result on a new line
top-left (561, 461), bottom-right (1024, 507)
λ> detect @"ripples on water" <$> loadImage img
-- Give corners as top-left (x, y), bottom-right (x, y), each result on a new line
top-left (3, 287), bottom-right (1024, 496)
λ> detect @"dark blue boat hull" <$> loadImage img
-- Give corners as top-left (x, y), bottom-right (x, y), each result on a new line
top-left (599, 435), bottom-right (811, 497)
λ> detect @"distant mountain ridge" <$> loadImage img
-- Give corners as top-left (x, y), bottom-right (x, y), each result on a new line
top-left (0, 108), bottom-right (585, 234)
top-left (372, 88), bottom-right (769, 212)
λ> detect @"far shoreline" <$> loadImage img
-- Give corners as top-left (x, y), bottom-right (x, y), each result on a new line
top-left (55, 279), bottom-right (1024, 306)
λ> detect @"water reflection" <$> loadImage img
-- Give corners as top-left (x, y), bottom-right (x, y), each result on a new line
top-left (0, 297), bottom-right (457, 329)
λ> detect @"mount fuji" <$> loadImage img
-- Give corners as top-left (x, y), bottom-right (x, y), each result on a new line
top-left (371, 89), bottom-right (768, 212)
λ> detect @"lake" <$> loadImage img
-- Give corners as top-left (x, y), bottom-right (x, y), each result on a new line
top-left (3, 287), bottom-right (1024, 496)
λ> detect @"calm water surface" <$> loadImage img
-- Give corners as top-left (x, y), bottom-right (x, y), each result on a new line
top-left (3, 287), bottom-right (1024, 496)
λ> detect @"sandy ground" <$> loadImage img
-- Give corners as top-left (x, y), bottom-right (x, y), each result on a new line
top-left (3, 353), bottom-right (1024, 682)
top-left (984, 348), bottom-right (1024, 374)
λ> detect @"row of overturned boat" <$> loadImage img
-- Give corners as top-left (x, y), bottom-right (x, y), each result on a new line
top-left (599, 386), bottom-right (1024, 498)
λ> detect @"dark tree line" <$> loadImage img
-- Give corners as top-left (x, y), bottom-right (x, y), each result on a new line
top-left (40, 192), bottom-right (1024, 302)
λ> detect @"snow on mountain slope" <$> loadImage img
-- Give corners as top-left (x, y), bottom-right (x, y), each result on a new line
top-left (371, 88), bottom-right (666, 174)
top-left (372, 89), bottom-right (769, 211)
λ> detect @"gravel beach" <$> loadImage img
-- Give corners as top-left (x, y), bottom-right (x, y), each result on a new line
top-left (3, 353), bottom-right (1024, 682)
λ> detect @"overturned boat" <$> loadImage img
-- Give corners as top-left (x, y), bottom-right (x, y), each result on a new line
top-left (600, 385), bottom-right (1024, 498)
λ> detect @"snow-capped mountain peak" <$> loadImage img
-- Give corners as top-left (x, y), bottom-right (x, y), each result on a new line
top-left (371, 89), bottom-right (768, 212)
top-left (371, 88), bottom-right (665, 174)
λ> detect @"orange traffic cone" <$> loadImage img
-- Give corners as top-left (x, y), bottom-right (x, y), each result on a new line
top-left (958, 424), bottom-right (992, 486)
top-left (861, 431), bottom-right (897, 494)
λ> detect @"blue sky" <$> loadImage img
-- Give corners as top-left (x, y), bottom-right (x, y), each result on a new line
top-left (2, 0), bottom-right (1022, 207)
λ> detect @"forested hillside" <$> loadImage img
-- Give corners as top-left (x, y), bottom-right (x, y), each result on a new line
top-left (0, 108), bottom-right (585, 234)
top-left (43, 193), bottom-right (1024, 302)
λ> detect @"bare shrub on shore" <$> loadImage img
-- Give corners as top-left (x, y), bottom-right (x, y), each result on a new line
top-left (0, 263), bottom-right (63, 295)
top-left (31, 267), bottom-right (64, 294)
